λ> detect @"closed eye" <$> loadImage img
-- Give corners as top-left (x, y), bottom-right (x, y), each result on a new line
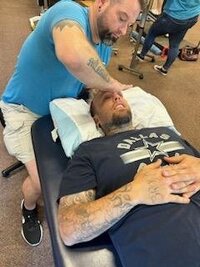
top-left (118, 11), bottom-right (128, 23)
top-left (119, 16), bottom-right (127, 22)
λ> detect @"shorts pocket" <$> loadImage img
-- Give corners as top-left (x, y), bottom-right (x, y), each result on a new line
top-left (4, 119), bottom-right (24, 132)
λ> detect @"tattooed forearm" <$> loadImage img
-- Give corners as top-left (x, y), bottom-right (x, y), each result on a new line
top-left (60, 190), bottom-right (95, 208)
top-left (77, 185), bottom-right (134, 241)
top-left (58, 184), bottom-right (135, 245)
top-left (108, 184), bottom-right (132, 210)
top-left (87, 58), bottom-right (110, 82)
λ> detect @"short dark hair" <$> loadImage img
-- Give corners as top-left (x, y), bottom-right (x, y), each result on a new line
top-left (111, 0), bottom-right (145, 10)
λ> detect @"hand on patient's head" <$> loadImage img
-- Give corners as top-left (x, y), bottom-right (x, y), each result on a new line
top-left (88, 79), bottom-right (133, 96)
top-left (108, 78), bottom-right (133, 93)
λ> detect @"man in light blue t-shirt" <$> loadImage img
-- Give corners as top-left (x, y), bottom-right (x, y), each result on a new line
top-left (0, 0), bottom-right (143, 247)
top-left (137, 0), bottom-right (200, 75)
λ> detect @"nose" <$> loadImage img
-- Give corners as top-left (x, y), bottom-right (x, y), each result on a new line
top-left (119, 23), bottom-right (128, 36)
top-left (113, 92), bottom-right (122, 101)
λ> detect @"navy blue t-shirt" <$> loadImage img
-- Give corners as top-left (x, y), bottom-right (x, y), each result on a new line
top-left (59, 127), bottom-right (200, 199)
top-left (59, 127), bottom-right (200, 267)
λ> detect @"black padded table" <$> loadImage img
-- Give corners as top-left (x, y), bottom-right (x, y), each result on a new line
top-left (31, 115), bottom-right (122, 267)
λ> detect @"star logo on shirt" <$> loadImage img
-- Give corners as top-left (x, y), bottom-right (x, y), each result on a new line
top-left (137, 139), bottom-right (169, 161)
top-left (120, 137), bottom-right (185, 165)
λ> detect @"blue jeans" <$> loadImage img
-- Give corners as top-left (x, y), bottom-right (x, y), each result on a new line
top-left (140, 13), bottom-right (198, 70)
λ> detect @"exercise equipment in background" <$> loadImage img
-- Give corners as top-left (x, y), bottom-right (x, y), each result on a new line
top-left (130, 31), bottom-right (162, 55)
top-left (118, 0), bottom-right (155, 80)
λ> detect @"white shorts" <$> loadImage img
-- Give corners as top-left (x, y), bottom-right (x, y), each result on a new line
top-left (0, 101), bottom-right (41, 163)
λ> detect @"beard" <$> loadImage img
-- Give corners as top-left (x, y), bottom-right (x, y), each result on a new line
top-left (97, 13), bottom-right (118, 46)
top-left (111, 110), bottom-right (132, 126)
top-left (99, 30), bottom-right (118, 46)
top-left (103, 110), bottom-right (132, 131)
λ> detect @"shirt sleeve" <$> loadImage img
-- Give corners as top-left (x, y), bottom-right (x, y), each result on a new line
top-left (58, 145), bottom-right (97, 200)
top-left (49, 1), bottom-right (88, 32)
top-left (182, 139), bottom-right (200, 158)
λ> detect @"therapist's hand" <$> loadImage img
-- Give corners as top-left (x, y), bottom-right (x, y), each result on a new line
top-left (162, 154), bottom-right (200, 198)
top-left (99, 77), bottom-right (133, 93)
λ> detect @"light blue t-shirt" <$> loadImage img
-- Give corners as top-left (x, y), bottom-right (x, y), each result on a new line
top-left (164, 0), bottom-right (200, 20)
top-left (2, 1), bottom-right (112, 116)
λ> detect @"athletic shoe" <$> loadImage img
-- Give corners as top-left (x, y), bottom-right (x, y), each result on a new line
top-left (136, 53), bottom-right (145, 62)
top-left (21, 200), bottom-right (43, 246)
top-left (154, 65), bottom-right (168, 76)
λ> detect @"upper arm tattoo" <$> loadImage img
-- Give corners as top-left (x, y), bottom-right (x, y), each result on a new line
top-left (54, 19), bottom-right (83, 32)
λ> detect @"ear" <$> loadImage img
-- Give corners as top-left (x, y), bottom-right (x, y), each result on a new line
top-left (93, 114), bottom-right (101, 129)
top-left (98, 0), bottom-right (109, 9)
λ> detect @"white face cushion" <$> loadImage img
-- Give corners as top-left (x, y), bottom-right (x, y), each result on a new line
top-left (50, 87), bottom-right (177, 158)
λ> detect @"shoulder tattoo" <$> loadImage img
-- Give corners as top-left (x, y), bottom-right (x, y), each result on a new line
top-left (55, 20), bottom-right (83, 32)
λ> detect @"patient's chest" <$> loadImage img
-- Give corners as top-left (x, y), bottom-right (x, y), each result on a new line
top-left (87, 127), bottom-right (198, 199)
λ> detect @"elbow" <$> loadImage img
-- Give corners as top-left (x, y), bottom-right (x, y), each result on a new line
top-left (57, 202), bottom-right (79, 246)
top-left (58, 221), bottom-right (77, 247)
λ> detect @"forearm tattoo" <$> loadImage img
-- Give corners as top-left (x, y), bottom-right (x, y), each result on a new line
top-left (59, 184), bottom-right (134, 244)
top-left (108, 184), bottom-right (132, 211)
top-left (87, 58), bottom-right (110, 82)
top-left (61, 190), bottom-right (95, 207)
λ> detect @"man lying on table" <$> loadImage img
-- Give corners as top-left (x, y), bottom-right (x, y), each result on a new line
top-left (57, 90), bottom-right (200, 267)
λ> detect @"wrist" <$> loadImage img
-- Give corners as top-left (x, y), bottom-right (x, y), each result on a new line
top-left (105, 78), bottom-right (121, 92)
top-left (129, 181), bottom-right (143, 206)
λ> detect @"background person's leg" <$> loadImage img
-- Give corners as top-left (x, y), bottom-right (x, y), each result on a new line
top-left (163, 30), bottom-right (188, 70)
top-left (139, 14), bottom-right (169, 59)
top-left (163, 17), bottom-right (198, 71)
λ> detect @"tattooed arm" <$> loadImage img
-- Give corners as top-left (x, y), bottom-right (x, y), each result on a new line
top-left (58, 160), bottom-right (189, 246)
top-left (52, 20), bottom-right (132, 92)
